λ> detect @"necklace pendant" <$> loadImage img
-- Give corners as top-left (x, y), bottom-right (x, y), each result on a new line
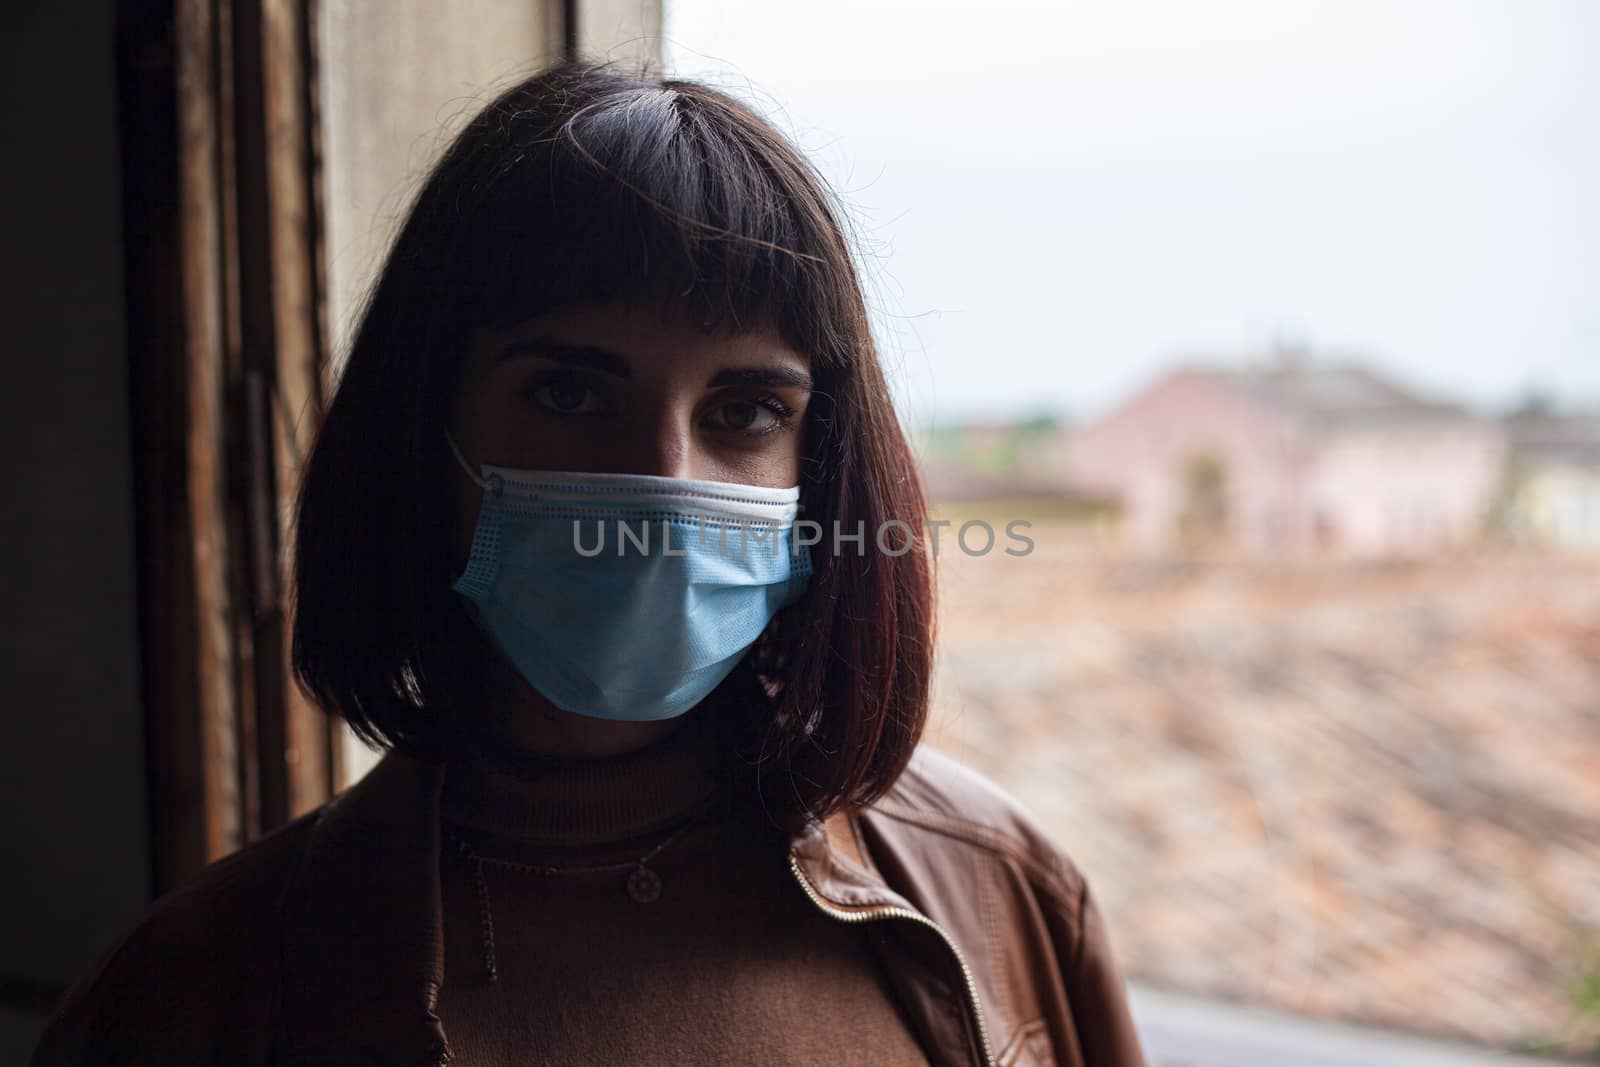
top-left (626, 864), bottom-right (662, 903)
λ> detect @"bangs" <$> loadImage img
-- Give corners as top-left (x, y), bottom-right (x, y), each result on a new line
top-left (447, 83), bottom-right (849, 360)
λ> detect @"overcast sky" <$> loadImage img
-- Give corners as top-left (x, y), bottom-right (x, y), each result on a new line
top-left (662, 0), bottom-right (1597, 429)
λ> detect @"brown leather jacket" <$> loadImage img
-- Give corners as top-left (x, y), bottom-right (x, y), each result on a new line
top-left (30, 743), bottom-right (1148, 1067)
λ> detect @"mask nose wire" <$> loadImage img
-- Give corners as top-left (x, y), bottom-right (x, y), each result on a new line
top-left (445, 429), bottom-right (491, 490)
top-left (445, 429), bottom-right (804, 519)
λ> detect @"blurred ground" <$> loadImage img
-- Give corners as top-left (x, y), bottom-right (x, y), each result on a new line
top-left (922, 518), bottom-right (1600, 1056)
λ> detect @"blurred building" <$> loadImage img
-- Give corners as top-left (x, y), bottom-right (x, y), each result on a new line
top-left (1064, 354), bottom-right (1509, 555)
top-left (916, 415), bottom-right (1087, 500)
top-left (1501, 412), bottom-right (1600, 552)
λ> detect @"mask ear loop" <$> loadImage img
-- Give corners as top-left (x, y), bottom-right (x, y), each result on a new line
top-left (445, 429), bottom-right (500, 493)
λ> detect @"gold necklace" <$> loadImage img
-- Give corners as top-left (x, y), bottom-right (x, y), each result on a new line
top-left (442, 796), bottom-right (721, 984)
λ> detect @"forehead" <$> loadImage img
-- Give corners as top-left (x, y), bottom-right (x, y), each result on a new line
top-left (474, 299), bottom-right (809, 376)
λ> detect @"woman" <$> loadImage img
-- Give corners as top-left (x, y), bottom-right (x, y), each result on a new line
top-left (32, 61), bottom-right (1147, 1067)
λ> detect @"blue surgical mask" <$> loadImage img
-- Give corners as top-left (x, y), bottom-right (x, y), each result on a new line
top-left (446, 434), bottom-right (813, 722)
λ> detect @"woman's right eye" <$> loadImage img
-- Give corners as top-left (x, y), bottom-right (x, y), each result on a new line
top-left (522, 374), bottom-right (613, 416)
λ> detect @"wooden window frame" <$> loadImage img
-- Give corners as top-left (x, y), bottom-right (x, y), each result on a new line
top-left (118, 0), bottom-right (337, 892)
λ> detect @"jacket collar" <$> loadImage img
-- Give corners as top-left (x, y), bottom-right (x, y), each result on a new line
top-left (276, 747), bottom-right (919, 1066)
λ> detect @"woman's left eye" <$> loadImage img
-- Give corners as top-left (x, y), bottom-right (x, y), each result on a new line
top-left (703, 395), bottom-right (793, 435)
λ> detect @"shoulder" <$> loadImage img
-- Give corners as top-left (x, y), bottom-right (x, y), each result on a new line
top-left (30, 807), bottom-right (325, 1066)
top-left (864, 742), bottom-right (1091, 918)
top-left (135, 805), bottom-right (325, 938)
top-left (69, 804), bottom-right (322, 983)
top-left (858, 744), bottom-right (1151, 1066)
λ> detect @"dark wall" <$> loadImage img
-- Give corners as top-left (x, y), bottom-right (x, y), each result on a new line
top-left (0, 0), bottom-right (151, 1058)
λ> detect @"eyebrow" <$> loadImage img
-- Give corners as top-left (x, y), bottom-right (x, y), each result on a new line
top-left (496, 337), bottom-right (813, 391)
top-left (496, 339), bottom-right (630, 377)
top-left (707, 366), bottom-right (814, 391)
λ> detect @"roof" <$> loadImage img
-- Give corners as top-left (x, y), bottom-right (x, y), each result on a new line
top-left (930, 550), bottom-right (1600, 1055)
top-left (1504, 412), bottom-right (1600, 468)
top-left (1201, 360), bottom-right (1483, 435)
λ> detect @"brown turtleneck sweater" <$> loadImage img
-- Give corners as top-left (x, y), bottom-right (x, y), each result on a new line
top-left (433, 702), bottom-right (933, 1065)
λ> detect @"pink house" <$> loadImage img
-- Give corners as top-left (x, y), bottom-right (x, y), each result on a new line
top-left (1063, 360), bottom-right (1509, 555)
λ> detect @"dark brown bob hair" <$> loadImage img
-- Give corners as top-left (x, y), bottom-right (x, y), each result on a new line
top-left (292, 60), bottom-right (933, 832)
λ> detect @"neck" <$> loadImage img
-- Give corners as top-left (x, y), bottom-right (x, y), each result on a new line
top-left (440, 694), bottom-right (732, 847)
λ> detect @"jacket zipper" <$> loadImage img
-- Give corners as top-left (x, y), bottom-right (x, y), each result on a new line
top-left (787, 852), bottom-right (996, 1067)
